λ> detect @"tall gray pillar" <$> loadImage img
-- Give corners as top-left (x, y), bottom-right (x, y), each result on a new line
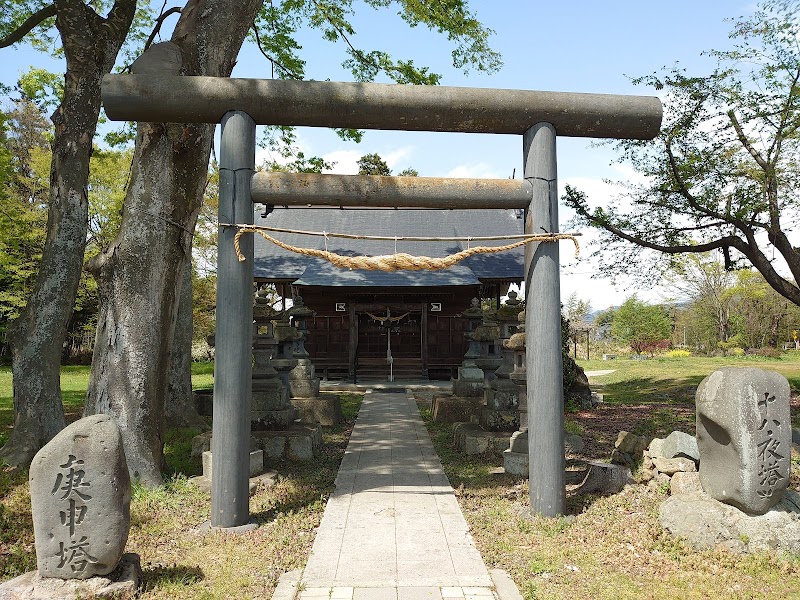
top-left (212, 111), bottom-right (256, 527)
top-left (523, 123), bottom-right (565, 517)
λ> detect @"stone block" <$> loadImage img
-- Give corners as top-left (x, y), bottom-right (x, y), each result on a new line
top-left (452, 376), bottom-right (484, 398)
top-left (696, 367), bottom-right (791, 514)
top-left (291, 395), bottom-right (342, 426)
top-left (614, 431), bottom-right (649, 455)
top-left (660, 489), bottom-right (800, 553)
top-left (29, 415), bottom-right (130, 579)
top-left (288, 436), bottom-right (314, 461)
top-left (670, 471), bottom-right (702, 496)
top-left (432, 396), bottom-right (480, 423)
top-left (261, 435), bottom-right (287, 460)
top-left (479, 408), bottom-right (519, 432)
top-left (0, 552), bottom-right (141, 599)
top-left (572, 461), bottom-right (632, 495)
top-left (648, 437), bottom-right (665, 459)
top-left (453, 423), bottom-right (510, 455)
top-left (202, 450), bottom-right (264, 480)
top-left (502, 449), bottom-right (527, 476)
top-left (661, 431), bottom-right (699, 462)
top-left (652, 456), bottom-right (696, 476)
top-left (191, 432), bottom-right (213, 458)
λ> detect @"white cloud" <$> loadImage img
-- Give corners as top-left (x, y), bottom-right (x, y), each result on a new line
top-left (441, 162), bottom-right (505, 179)
top-left (321, 149), bottom-right (362, 174)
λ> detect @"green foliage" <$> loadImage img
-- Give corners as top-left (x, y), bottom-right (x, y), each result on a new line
top-left (397, 167), bottom-right (419, 176)
top-left (253, 0), bottom-right (501, 169)
top-left (357, 152), bottom-right (392, 175)
top-left (564, 1), bottom-right (800, 308)
top-left (17, 67), bottom-right (63, 110)
top-left (611, 296), bottom-right (672, 355)
top-left (0, 103), bottom-right (49, 342)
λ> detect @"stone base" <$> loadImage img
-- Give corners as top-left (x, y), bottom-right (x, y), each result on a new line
top-left (203, 450), bottom-right (264, 479)
top-left (502, 449), bottom-right (528, 476)
top-left (252, 424), bottom-right (323, 461)
top-left (452, 377), bottom-right (484, 398)
top-left (189, 471), bottom-right (277, 495)
top-left (432, 396), bottom-right (481, 423)
top-left (191, 424), bottom-right (322, 462)
top-left (291, 395), bottom-right (342, 426)
top-left (453, 423), bottom-right (510, 455)
top-left (0, 553), bottom-right (140, 600)
top-left (479, 408), bottom-right (519, 432)
top-left (660, 489), bottom-right (800, 553)
top-left (503, 431), bottom-right (587, 476)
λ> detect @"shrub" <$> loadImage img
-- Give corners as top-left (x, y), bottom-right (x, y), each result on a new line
top-left (729, 347), bottom-right (745, 356)
top-left (756, 346), bottom-right (782, 358)
top-left (664, 349), bottom-right (692, 358)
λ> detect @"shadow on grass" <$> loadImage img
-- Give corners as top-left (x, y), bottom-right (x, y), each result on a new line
top-left (591, 375), bottom-right (705, 406)
top-left (140, 563), bottom-right (205, 590)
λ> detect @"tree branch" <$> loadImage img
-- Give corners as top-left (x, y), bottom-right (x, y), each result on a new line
top-left (0, 3), bottom-right (57, 48)
top-left (251, 24), bottom-right (301, 79)
top-left (143, 6), bottom-right (182, 53)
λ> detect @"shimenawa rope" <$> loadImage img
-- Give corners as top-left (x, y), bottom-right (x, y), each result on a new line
top-left (231, 225), bottom-right (579, 272)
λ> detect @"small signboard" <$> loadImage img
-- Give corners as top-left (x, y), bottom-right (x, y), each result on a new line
top-left (335, 302), bottom-right (346, 312)
top-left (431, 302), bottom-right (442, 312)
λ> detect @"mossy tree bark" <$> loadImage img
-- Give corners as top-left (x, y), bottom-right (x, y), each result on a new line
top-left (85, 0), bottom-right (263, 486)
top-left (1, 0), bottom-right (136, 468)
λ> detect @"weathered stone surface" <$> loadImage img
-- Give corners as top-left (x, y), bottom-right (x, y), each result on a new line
top-left (0, 553), bottom-right (140, 600)
top-left (652, 456), bottom-right (697, 476)
top-left (291, 395), bottom-right (342, 426)
top-left (670, 471), bottom-right (702, 496)
top-left (453, 423), bottom-right (510, 455)
top-left (431, 396), bottom-right (481, 423)
top-left (572, 461), bottom-right (632, 496)
top-left (479, 408), bottom-right (519, 432)
top-left (696, 367), bottom-right (791, 514)
top-left (648, 437), bottom-right (665, 458)
top-left (661, 431), bottom-right (699, 462)
top-left (251, 424), bottom-right (323, 461)
top-left (615, 431), bottom-right (649, 455)
top-left (502, 449), bottom-right (528, 476)
top-left (29, 415), bottom-right (130, 580)
top-left (611, 431), bottom-right (650, 467)
top-left (660, 490), bottom-right (800, 553)
top-left (564, 432), bottom-right (584, 455)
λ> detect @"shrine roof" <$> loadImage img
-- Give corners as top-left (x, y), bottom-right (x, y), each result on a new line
top-left (252, 207), bottom-right (524, 287)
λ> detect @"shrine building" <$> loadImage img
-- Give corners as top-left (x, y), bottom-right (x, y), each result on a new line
top-left (253, 207), bottom-right (524, 381)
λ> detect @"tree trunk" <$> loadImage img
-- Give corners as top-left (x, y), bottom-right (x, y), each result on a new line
top-left (166, 263), bottom-right (209, 430)
top-left (0, 1), bottom-right (135, 468)
top-left (85, 0), bottom-right (263, 486)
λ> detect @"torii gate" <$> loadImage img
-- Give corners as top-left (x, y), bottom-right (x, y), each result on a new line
top-left (102, 75), bottom-right (662, 529)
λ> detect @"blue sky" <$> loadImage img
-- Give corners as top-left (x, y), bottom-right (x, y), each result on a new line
top-left (0, 1), bottom-right (751, 309)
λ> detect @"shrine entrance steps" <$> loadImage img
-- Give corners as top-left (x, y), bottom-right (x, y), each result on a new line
top-left (275, 391), bottom-right (521, 600)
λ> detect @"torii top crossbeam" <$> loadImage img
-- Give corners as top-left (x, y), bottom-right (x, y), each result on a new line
top-left (102, 75), bottom-right (662, 139)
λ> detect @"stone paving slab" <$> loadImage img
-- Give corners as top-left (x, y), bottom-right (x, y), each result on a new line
top-left (299, 392), bottom-right (494, 595)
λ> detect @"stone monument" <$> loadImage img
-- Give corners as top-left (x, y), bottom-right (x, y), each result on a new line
top-left (696, 367), bottom-right (791, 514)
top-left (0, 415), bottom-right (140, 598)
top-left (660, 367), bottom-right (800, 553)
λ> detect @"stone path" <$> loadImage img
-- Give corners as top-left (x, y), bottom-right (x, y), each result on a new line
top-left (294, 391), bottom-right (501, 600)
top-left (584, 369), bottom-right (616, 377)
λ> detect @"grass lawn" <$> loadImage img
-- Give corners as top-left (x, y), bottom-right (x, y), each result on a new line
top-left (3, 355), bottom-right (800, 598)
top-left (419, 353), bottom-right (800, 600)
top-left (0, 361), bottom-right (362, 597)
